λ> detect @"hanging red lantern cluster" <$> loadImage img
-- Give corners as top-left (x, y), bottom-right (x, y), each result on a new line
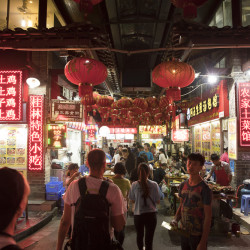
top-left (65, 57), bottom-right (107, 98)
top-left (171, 0), bottom-right (208, 19)
top-left (96, 95), bottom-right (114, 107)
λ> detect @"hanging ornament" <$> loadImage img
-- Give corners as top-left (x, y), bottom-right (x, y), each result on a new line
top-left (96, 95), bottom-right (114, 107)
top-left (166, 87), bottom-right (181, 103)
top-left (65, 57), bottom-right (107, 98)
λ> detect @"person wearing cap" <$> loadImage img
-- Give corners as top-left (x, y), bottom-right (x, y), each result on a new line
top-left (0, 167), bottom-right (30, 250)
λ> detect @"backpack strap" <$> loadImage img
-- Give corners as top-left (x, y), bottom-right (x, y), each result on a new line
top-left (99, 180), bottom-right (109, 198)
top-left (78, 177), bottom-right (88, 197)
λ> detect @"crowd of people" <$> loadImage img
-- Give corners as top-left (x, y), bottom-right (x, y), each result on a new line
top-left (0, 143), bottom-right (233, 250)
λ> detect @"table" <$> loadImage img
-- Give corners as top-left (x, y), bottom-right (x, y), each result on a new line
top-left (165, 174), bottom-right (188, 186)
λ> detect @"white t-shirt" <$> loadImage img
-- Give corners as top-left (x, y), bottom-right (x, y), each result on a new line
top-left (64, 176), bottom-right (125, 235)
top-left (159, 153), bottom-right (168, 164)
top-left (113, 154), bottom-right (121, 164)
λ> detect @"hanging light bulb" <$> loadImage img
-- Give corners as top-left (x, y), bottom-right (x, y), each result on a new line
top-left (21, 19), bottom-right (26, 27)
top-left (26, 77), bottom-right (40, 88)
top-left (27, 20), bottom-right (33, 27)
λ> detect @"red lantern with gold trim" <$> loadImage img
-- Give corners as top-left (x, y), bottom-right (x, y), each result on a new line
top-left (152, 59), bottom-right (195, 103)
top-left (96, 95), bottom-right (114, 107)
top-left (133, 98), bottom-right (148, 111)
top-left (146, 97), bottom-right (159, 108)
top-left (117, 97), bottom-right (132, 108)
top-left (171, 0), bottom-right (208, 19)
top-left (65, 57), bottom-right (107, 97)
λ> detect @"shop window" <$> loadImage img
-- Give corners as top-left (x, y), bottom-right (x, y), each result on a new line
top-left (209, 0), bottom-right (232, 28)
top-left (47, 0), bottom-right (65, 28)
top-left (9, 0), bottom-right (39, 29)
top-left (215, 57), bottom-right (226, 68)
top-left (242, 0), bottom-right (250, 26)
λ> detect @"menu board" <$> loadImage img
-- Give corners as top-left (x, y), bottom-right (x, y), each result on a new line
top-left (228, 118), bottom-right (237, 159)
top-left (0, 125), bottom-right (27, 175)
top-left (201, 123), bottom-right (211, 161)
top-left (211, 121), bottom-right (220, 155)
top-left (194, 125), bottom-right (201, 153)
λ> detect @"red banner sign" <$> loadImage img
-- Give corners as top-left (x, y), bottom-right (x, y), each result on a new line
top-left (239, 83), bottom-right (250, 146)
top-left (0, 70), bottom-right (22, 121)
top-left (109, 127), bottom-right (137, 134)
top-left (28, 95), bottom-right (44, 171)
top-left (172, 129), bottom-right (189, 142)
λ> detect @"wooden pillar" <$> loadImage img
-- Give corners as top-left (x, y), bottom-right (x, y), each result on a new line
top-left (38, 0), bottom-right (47, 29)
top-left (231, 0), bottom-right (242, 28)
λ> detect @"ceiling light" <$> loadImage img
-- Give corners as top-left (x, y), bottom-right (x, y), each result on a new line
top-left (207, 74), bottom-right (218, 84)
top-left (85, 60), bottom-right (90, 63)
top-left (26, 77), bottom-right (40, 88)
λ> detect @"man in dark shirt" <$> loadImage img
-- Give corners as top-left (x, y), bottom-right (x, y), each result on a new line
top-left (153, 163), bottom-right (167, 184)
top-left (171, 153), bottom-right (212, 250)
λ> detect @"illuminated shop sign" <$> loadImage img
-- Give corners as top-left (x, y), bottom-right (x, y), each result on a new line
top-left (0, 71), bottom-right (22, 121)
top-left (239, 83), bottom-right (250, 146)
top-left (28, 95), bottom-right (44, 171)
top-left (48, 124), bottom-right (67, 148)
top-left (187, 94), bottom-right (219, 120)
top-left (139, 125), bottom-right (166, 134)
top-left (172, 129), bottom-right (189, 142)
top-left (109, 128), bottom-right (137, 134)
top-left (51, 100), bottom-right (83, 122)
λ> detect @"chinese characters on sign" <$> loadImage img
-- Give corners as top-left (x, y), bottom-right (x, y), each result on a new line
top-left (109, 128), bottom-right (137, 134)
top-left (28, 96), bottom-right (44, 171)
top-left (239, 83), bottom-right (250, 146)
top-left (139, 126), bottom-right (166, 134)
top-left (51, 100), bottom-right (83, 122)
top-left (48, 124), bottom-right (67, 148)
top-left (187, 94), bottom-right (219, 120)
top-left (0, 71), bottom-right (22, 121)
top-left (172, 129), bottom-right (189, 142)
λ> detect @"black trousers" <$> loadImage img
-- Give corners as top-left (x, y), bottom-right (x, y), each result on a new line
top-left (114, 226), bottom-right (125, 246)
top-left (134, 212), bottom-right (157, 250)
top-left (181, 235), bottom-right (202, 250)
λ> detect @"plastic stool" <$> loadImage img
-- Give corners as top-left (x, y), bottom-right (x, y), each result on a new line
top-left (241, 195), bottom-right (250, 216)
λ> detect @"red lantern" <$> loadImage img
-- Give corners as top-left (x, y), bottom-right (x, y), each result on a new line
top-left (171, 0), bottom-right (208, 19)
top-left (146, 97), bottom-right (159, 108)
top-left (120, 108), bottom-right (128, 117)
top-left (97, 96), bottom-right (114, 107)
top-left (129, 107), bottom-right (142, 115)
top-left (152, 59), bottom-right (195, 89)
top-left (111, 101), bottom-right (119, 109)
top-left (144, 112), bottom-right (151, 118)
top-left (154, 113), bottom-right (162, 121)
top-left (159, 96), bottom-right (170, 110)
top-left (133, 98), bottom-right (148, 111)
top-left (117, 97), bottom-right (132, 108)
top-left (65, 57), bottom-right (107, 97)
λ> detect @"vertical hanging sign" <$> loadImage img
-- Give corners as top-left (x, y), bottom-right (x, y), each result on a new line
top-left (28, 95), bottom-right (44, 171)
top-left (239, 83), bottom-right (250, 146)
top-left (0, 70), bottom-right (22, 121)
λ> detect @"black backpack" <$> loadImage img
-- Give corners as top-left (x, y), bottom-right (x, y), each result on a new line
top-left (71, 177), bottom-right (111, 250)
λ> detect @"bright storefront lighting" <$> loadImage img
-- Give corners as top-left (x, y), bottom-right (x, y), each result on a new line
top-left (99, 126), bottom-right (110, 137)
top-left (208, 75), bottom-right (218, 84)
top-left (26, 77), bottom-right (40, 88)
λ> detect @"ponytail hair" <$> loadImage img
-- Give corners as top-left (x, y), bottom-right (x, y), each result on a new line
top-left (138, 163), bottom-right (150, 198)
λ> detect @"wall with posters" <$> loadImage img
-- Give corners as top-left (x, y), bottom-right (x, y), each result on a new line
top-left (0, 125), bottom-right (28, 177)
top-left (192, 120), bottom-right (221, 161)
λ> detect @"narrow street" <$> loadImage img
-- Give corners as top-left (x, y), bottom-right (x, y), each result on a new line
top-left (18, 213), bottom-right (250, 250)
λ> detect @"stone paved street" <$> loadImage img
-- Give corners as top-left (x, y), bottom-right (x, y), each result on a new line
top-left (19, 213), bottom-right (250, 250)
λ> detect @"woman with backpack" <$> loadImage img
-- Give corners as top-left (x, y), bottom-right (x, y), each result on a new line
top-left (129, 163), bottom-right (161, 250)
